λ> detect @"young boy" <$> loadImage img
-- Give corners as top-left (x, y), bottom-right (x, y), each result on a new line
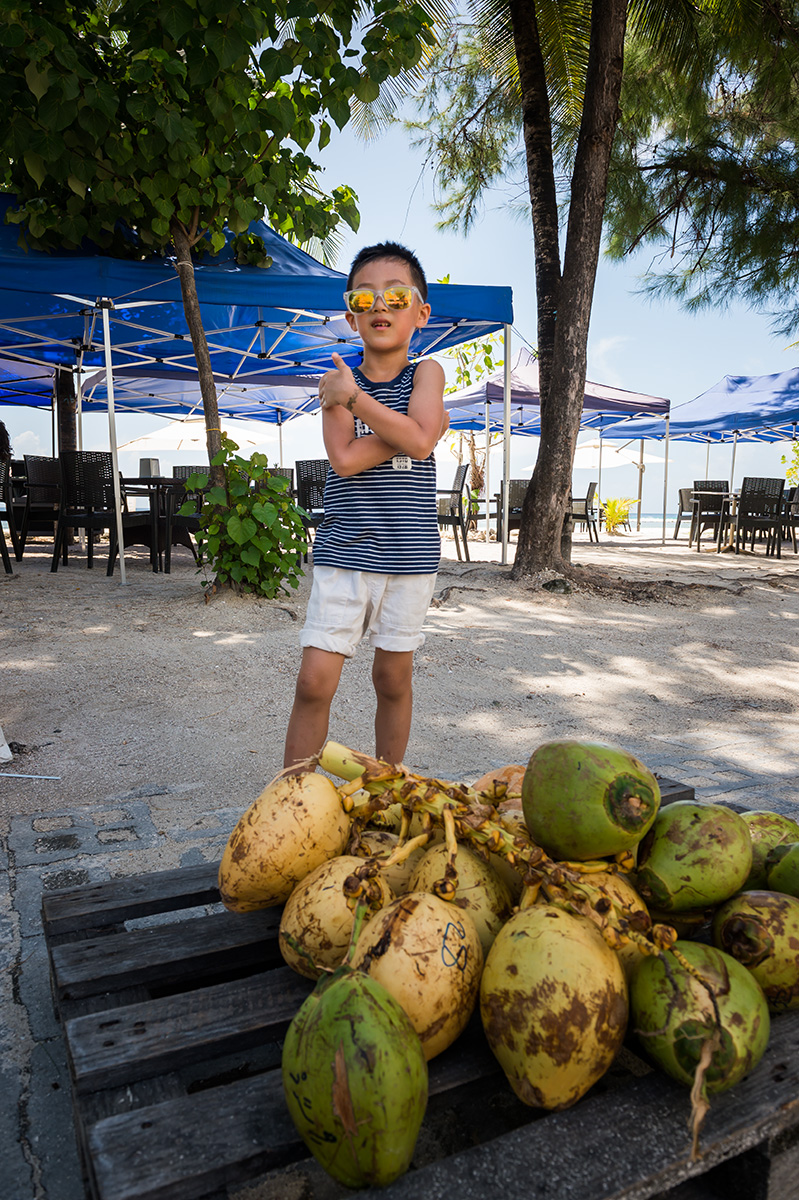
top-left (283, 241), bottom-right (446, 769)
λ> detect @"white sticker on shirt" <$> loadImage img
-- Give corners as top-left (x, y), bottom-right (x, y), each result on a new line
top-left (392, 455), bottom-right (412, 471)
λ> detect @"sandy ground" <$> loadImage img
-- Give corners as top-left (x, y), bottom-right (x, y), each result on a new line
top-left (2, 526), bottom-right (798, 841)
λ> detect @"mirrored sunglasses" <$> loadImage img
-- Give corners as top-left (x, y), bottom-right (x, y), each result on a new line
top-left (343, 285), bottom-right (423, 314)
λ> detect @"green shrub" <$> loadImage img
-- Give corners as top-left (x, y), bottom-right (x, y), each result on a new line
top-left (183, 435), bottom-right (308, 598)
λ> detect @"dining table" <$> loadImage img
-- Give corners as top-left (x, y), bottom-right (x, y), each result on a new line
top-left (690, 489), bottom-right (738, 553)
top-left (121, 476), bottom-right (188, 571)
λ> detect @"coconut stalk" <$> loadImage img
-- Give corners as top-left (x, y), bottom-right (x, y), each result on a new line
top-left (318, 741), bottom-right (674, 960)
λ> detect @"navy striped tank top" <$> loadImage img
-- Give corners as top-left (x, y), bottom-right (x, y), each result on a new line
top-left (311, 363), bottom-right (441, 574)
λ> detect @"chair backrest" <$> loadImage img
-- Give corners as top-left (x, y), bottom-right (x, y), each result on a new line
top-left (498, 478), bottom-right (527, 511)
top-left (450, 463), bottom-right (469, 496)
top-left (296, 459), bottom-right (329, 511)
top-left (692, 479), bottom-right (728, 515)
top-left (173, 464), bottom-right (209, 482)
top-left (678, 487), bottom-right (694, 510)
top-left (694, 479), bottom-right (728, 492)
top-left (584, 481), bottom-right (597, 511)
top-left (738, 476), bottom-right (785, 517)
top-left (59, 450), bottom-right (115, 510)
top-left (23, 455), bottom-right (62, 504)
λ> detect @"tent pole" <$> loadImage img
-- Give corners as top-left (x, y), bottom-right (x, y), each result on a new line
top-left (484, 400), bottom-right (490, 538)
top-left (598, 433), bottom-right (603, 508)
top-left (278, 413), bottom-right (284, 467)
top-left (636, 439), bottom-right (643, 531)
top-left (705, 441), bottom-right (710, 478)
top-left (502, 324), bottom-right (511, 566)
top-left (661, 416), bottom-right (670, 545)
top-left (101, 300), bottom-right (127, 586)
top-left (730, 432), bottom-right (738, 490)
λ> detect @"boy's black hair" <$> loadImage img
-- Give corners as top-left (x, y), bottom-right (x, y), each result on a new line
top-left (346, 241), bottom-right (428, 300)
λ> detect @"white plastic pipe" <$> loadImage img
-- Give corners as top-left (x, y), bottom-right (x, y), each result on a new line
top-left (101, 301), bottom-right (127, 585)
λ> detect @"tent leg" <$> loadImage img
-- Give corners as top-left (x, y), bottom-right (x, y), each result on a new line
top-left (501, 325), bottom-right (511, 567)
top-left (661, 417), bottom-right (670, 545)
top-left (636, 439), bottom-right (643, 531)
top-left (101, 301), bottom-right (127, 586)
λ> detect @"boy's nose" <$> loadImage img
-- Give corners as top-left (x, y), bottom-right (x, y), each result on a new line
top-left (372, 294), bottom-right (389, 311)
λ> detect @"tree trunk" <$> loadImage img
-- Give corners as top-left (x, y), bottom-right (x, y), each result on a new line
top-left (55, 367), bottom-right (77, 454)
top-left (170, 220), bottom-right (224, 486)
top-left (511, 0), bottom-right (627, 577)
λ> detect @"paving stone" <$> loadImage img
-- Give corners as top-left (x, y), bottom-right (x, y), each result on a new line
top-left (9, 801), bottom-right (159, 868)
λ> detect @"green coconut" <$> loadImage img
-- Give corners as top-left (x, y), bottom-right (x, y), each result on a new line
top-left (766, 842), bottom-right (799, 898)
top-left (635, 802), bottom-right (752, 913)
top-left (480, 904), bottom-right (629, 1110)
top-left (521, 740), bottom-right (660, 861)
top-left (282, 962), bottom-right (427, 1188)
top-left (712, 889), bottom-right (799, 1012)
top-left (742, 811), bottom-right (799, 889)
top-left (629, 941), bottom-right (770, 1095)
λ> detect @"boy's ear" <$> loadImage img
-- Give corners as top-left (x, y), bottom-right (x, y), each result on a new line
top-left (415, 302), bottom-right (431, 329)
top-left (344, 311), bottom-right (358, 332)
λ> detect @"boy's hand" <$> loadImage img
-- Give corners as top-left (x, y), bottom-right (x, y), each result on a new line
top-left (319, 352), bottom-right (361, 412)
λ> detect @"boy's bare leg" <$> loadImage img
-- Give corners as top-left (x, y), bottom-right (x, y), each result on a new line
top-left (372, 648), bottom-right (414, 763)
top-left (284, 646), bottom-right (346, 769)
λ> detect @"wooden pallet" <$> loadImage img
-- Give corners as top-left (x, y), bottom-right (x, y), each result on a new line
top-left (41, 782), bottom-right (799, 1200)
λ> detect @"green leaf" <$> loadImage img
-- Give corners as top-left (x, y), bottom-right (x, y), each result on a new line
top-left (67, 174), bottom-right (87, 198)
top-left (354, 74), bottom-right (380, 104)
top-left (23, 152), bottom-right (46, 187)
top-left (24, 61), bottom-right (51, 102)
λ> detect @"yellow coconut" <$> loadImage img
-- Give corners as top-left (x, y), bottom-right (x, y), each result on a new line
top-left (354, 830), bottom-right (428, 896)
top-left (408, 842), bottom-right (513, 956)
top-left (279, 855), bottom-right (393, 979)
top-left (471, 764), bottom-right (526, 803)
top-left (555, 870), bottom-right (652, 980)
top-left (480, 904), bottom-right (628, 1109)
top-left (218, 773), bottom-right (350, 912)
top-left (351, 892), bottom-right (483, 1060)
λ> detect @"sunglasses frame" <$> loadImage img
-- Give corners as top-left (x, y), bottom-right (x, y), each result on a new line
top-left (342, 285), bottom-right (424, 314)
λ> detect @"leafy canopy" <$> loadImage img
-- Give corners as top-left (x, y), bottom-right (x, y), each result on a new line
top-left (0, 0), bottom-right (440, 254)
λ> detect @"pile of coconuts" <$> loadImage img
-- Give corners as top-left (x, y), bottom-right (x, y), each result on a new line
top-left (218, 738), bottom-right (799, 1188)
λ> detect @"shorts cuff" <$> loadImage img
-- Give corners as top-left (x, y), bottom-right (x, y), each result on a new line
top-left (370, 631), bottom-right (426, 653)
top-left (299, 629), bottom-right (356, 657)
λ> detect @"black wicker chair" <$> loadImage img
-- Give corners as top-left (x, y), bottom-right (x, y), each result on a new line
top-left (722, 476), bottom-right (785, 557)
top-left (0, 458), bottom-right (15, 572)
top-left (566, 481), bottom-right (599, 542)
top-left (163, 467), bottom-right (209, 573)
top-left (783, 485), bottom-right (799, 553)
top-left (52, 451), bottom-right (154, 575)
top-left (269, 465), bottom-right (295, 496)
top-left (494, 477), bottom-right (530, 544)
top-left (296, 458), bottom-right (329, 560)
top-left (672, 487), bottom-right (695, 541)
top-left (437, 463), bottom-right (471, 561)
top-left (17, 455), bottom-right (61, 559)
top-left (692, 479), bottom-right (730, 552)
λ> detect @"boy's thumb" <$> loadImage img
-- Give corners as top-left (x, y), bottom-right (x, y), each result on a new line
top-left (331, 351), bottom-right (345, 369)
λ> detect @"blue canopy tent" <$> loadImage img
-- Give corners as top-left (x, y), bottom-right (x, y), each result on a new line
top-left (608, 368), bottom-right (799, 539)
top-left (444, 346), bottom-right (670, 555)
top-left (0, 197), bottom-right (513, 578)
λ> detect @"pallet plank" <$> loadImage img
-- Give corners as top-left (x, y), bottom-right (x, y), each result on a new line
top-left (358, 1012), bottom-right (799, 1200)
top-left (86, 1034), bottom-right (503, 1200)
top-left (50, 908), bottom-right (281, 1001)
top-left (65, 968), bottom-right (314, 1094)
top-left (42, 862), bottom-right (221, 937)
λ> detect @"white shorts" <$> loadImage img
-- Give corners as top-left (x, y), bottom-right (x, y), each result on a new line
top-left (300, 566), bottom-right (437, 657)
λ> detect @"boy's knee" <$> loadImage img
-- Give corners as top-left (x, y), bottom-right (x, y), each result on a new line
top-left (295, 653), bottom-right (342, 706)
top-left (372, 655), bottom-right (413, 701)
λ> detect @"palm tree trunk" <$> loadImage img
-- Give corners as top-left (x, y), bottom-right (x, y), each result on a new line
top-left (511, 0), bottom-right (627, 576)
top-left (170, 220), bottom-right (224, 486)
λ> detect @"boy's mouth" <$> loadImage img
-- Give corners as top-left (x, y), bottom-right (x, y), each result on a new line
top-left (371, 318), bottom-right (391, 328)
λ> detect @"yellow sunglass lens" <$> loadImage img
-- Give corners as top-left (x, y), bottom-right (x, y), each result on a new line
top-left (383, 287), bottom-right (413, 308)
top-left (349, 291), bottom-right (375, 312)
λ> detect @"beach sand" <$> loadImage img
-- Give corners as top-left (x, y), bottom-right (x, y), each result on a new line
top-left (2, 527), bottom-right (797, 843)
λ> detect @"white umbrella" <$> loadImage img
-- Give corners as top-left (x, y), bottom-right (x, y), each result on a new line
top-left (119, 416), bottom-right (277, 452)
top-left (571, 439), bottom-right (669, 470)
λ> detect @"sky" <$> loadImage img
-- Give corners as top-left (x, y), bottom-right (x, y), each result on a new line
top-left (2, 119), bottom-right (794, 516)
